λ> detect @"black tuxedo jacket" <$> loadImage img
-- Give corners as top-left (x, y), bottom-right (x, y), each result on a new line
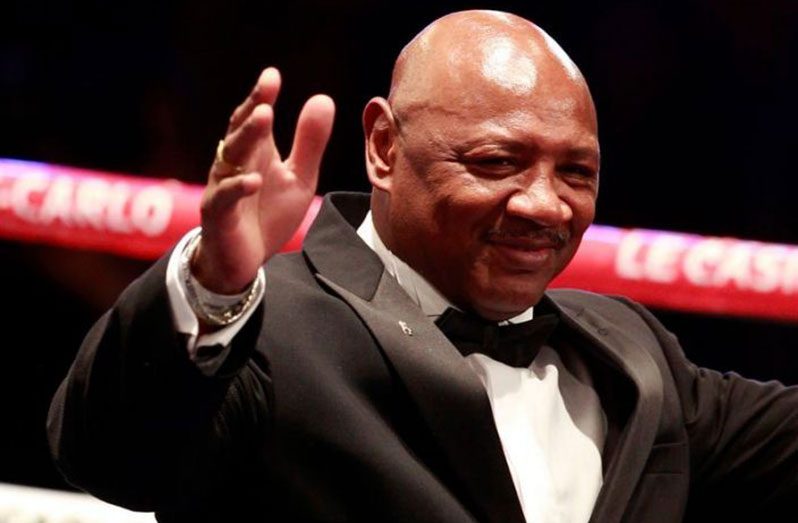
top-left (49, 192), bottom-right (798, 522)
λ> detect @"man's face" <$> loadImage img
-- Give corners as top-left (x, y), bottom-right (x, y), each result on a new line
top-left (382, 63), bottom-right (599, 320)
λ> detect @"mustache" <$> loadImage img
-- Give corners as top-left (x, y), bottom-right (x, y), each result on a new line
top-left (485, 227), bottom-right (571, 249)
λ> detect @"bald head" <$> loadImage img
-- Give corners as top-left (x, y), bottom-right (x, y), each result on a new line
top-left (388, 10), bottom-right (593, 123)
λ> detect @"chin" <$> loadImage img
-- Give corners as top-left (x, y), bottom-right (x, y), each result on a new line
top-left (468, 285), bottom-right (546, 321)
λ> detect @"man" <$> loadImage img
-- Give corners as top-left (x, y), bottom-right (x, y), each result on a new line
top-left (48, 10), bottom-right (798, 523)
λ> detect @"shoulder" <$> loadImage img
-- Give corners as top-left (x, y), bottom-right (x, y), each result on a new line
top-left (547, 288), bottom-right (631, 312)
top-left (546, 288), bottom-right (685, 368)
top-left (261, 251), bottom-right (371, 331)
top-left (546, 288), bottom-right (660, 334)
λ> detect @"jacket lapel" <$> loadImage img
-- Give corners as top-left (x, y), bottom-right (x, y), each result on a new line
top-left (304, 193), bottom-right (526, 523)
top-left (544, 293), bottom-right (664, 523)
top-left (303, 194), bottom-right (664, 523)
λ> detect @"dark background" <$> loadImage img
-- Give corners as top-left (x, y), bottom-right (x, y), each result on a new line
top-left (2, 0), bottom-right (797, 492)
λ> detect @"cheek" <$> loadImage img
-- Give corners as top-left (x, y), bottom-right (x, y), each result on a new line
top-left (565, 190), bottom-right (597, 230)
top-left (429, 186), bottom-right (501, 250)
top-left (433, 173), bottom-right (517, 225)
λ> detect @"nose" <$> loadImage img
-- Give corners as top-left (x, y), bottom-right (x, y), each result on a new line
top-left (505, 168), bottom-right (573, 226)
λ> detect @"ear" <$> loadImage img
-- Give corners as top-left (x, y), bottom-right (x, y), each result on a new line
top-left (362, 97), bottom-right (398, 192)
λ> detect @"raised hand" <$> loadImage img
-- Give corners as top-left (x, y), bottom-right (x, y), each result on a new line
top-left (191, 68), bottom-right (335, 294)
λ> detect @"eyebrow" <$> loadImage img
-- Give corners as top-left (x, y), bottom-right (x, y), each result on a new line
top-left (454, 137), bottom-right (599, 162)
top-left (564, 147), bottom-right (601, 163)
top-left (390, 105), bottom-right (600, 163)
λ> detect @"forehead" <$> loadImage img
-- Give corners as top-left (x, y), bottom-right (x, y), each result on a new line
top-left (393, 24), bottom-right (596, 141)
top-left (401, 74), bottom-right (598, 155)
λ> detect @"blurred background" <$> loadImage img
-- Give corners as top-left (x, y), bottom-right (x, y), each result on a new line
top-left (2, 0), bottom-right (797, 500)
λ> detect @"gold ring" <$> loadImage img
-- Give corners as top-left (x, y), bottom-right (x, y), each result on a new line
top-left (215, 139), bottom-right (245, 174)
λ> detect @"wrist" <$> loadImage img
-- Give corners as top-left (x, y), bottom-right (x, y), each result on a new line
top-left (181, 233), bottom-right (263, 327)
top-left (190, 236), bottom-right (258, 294)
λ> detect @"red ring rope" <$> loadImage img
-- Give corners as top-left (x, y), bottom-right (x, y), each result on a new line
top-left (2, 158), bottom-right (796, 321)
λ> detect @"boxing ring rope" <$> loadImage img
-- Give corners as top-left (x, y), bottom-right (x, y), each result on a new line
top-left (3, 158), bottom-right (798, 322)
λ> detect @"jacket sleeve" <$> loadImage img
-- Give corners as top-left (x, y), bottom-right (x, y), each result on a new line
top-left (47, 254), bottom-right (270, 512)
top-left (618, 297), bottom-right (798, 516)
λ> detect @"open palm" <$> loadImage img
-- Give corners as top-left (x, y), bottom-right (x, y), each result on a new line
top-left (192, 68), bottom-right (335, 294)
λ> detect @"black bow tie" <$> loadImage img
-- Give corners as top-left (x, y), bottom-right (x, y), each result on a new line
top-left (435, 308), bottom-right (559, 368)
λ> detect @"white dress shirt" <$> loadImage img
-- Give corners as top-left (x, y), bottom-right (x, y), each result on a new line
top-left (166, 215), bottom-right (607, 523)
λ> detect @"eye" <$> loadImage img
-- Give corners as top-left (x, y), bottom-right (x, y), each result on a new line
top-left (560, 163), bottom-right (597, 179)
top-left (475, 156), bottom-right (514, 167)
top-left (463, 155), bottom-right (520, 176)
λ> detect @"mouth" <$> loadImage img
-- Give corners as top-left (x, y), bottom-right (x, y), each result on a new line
top-left (484, 229), bottom-right (568, 270)
top-left (488, 239), bottom-right (556, 269)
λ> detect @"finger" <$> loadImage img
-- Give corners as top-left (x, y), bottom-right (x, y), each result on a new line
top-left (214, 104), bottom-right (276, 180)
top-left (227, 67), bottom-right (282, 134)
top-left (205, 172), bottom-right (262, 214)
top-left (287, 94), bottom-right (336, 186)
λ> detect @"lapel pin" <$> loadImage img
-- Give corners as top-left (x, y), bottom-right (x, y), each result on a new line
top-left (398, 321), bottom-right (413, 336)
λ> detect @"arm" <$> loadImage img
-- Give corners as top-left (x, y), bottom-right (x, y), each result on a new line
top-left (619, 298), bottom-right (798, 515)
top-left (47, 68), bottom-right (335, 510)
top-left (165, 227), bottom-right (265, 374)
top-left (47, 255), bottom-right (268, 511)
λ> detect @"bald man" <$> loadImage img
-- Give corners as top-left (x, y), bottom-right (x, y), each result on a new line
top-left (49, 11), bottom-right (798, 523)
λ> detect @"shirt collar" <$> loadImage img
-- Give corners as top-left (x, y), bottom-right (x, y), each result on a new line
top-left (356, 211), bottom-right (534, 324)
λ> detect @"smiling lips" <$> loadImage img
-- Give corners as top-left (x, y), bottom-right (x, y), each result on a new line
top-left (485, 228), bottom-right (570, 269)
